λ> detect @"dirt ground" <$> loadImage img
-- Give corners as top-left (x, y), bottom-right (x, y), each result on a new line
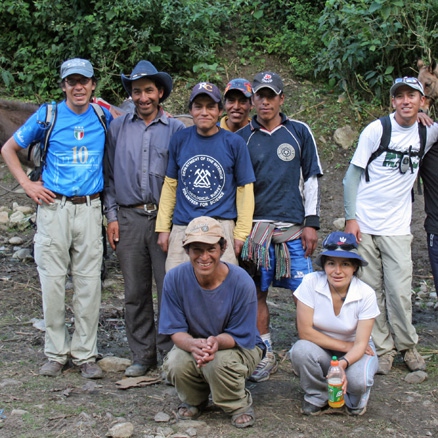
top-left (1, 115), bottom-right (437, 437)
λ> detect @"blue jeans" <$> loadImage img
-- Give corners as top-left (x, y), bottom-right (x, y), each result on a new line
top-left (427, 233), bottom-right (438, 293)
top-left (258, 238), bottom-right (313, 292)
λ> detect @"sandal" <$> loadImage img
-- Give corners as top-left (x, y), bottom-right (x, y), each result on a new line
top-left (231, 406), bottom-right (255, 428)
top-left (176, 400), bottom-right (208, 420)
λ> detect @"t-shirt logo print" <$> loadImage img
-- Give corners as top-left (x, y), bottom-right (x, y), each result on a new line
top-left (181, 155), bottom-right (226, 207)
top-left (74, 126), bottom-right (85, 140)
top-left (277, 143), bottom-right (295, 162)
top-left (194, 168), bottom-right (211, 188)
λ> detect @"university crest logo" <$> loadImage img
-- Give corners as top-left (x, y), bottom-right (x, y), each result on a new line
top-left (181, 155), bottom-right (226, 207)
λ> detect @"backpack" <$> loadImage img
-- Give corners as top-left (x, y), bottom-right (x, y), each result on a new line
top-left (27, 102), bottom-right (107, 182)
top-left (364, 115), bottom-right (427, 182)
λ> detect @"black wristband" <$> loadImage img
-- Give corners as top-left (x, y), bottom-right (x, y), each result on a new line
top-left (340, 356), bottom-right (350, 368)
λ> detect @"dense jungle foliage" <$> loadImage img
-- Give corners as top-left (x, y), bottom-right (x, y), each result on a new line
top-left (0, 0), bottom-right (437, 103)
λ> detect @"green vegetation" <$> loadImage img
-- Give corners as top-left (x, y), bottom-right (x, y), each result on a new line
top-left (1, 0), bottom-right (438, 103)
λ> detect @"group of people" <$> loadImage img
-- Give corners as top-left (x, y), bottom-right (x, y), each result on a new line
top-left (1, 55), bottom-right (437, 427)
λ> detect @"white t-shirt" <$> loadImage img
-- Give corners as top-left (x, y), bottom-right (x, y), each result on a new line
top-left (293, 271), bottom-right (380, 342)
top-left (351, 113), bottom-right (438, 235)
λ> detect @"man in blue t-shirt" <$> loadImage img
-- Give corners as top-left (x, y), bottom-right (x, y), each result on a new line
top-left (159, 216), bottom-right (264, 428)
top-left (237, 71), bottom-right (323, 382)
top-left (1, 58), bottom-right (112, 379)
top-left (156, 82), bottom-right (255, 271)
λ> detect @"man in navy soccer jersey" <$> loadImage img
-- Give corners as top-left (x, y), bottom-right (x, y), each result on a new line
top-left (2, 58), bottom-right (112, 379)
top-left (237, 71), bottom-right (323, 382)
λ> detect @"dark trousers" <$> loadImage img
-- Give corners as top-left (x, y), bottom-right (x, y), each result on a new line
top-left (116, 207), bottom-right (172, 365)
top-left (427, 233), bottom-right (438, 295)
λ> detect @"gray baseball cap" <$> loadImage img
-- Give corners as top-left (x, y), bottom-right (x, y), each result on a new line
top-left (390, 77), bottom-right (424, 96)
top-left (60, 58), bottom-right (94, 79)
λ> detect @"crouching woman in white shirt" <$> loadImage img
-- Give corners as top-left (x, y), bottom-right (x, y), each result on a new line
top-left (290, 231), bottom-right (379, 416)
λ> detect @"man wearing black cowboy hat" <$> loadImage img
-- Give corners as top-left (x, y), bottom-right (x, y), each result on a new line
top-left (103, 60), bottom-right (185, 377)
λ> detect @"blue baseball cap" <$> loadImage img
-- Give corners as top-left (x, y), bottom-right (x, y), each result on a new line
top-left (224, 78), bottom-right (252, 98)
top-left (315, 231), bottom-right (368, 267)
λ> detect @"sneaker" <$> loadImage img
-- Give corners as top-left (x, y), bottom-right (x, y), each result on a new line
top-left (80, 361), bottom-right (103, 379)
top-left (39, 360), bottom-right (64, 377)
top-left (403, 348), bottom-right (426, 372)
top-left (248, 354), bottom-right (278, 382)
top-left (376, 352), bottom-right (395, 375)
top-left (301, 400), bottom-right (327, 416)
top-left (346, 405), bottom-right (367, 416)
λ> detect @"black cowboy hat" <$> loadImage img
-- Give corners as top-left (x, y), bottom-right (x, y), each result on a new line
top-left (121, 60), bottom-right (173, 102)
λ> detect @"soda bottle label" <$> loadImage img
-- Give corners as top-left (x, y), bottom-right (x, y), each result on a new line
top-left (327, 377), bottom-right (344, 408)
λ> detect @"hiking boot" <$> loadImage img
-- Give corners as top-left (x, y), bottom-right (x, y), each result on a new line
top-left (248, 353), bottom-right (278, 382)
top-left (301, 400), bottom-right (327, 416)
top-left (403, 348), bottom-right (426, 372)
top-left (39, 360), bottom-right (64, 377)
top-left (80, 362), bottom-right (103, 379)
top-left (346, 405), bottom-right (367, 416)
top-left (376, 352), bottom-right (395, 375)
top-left (125, 363), bottom-right (151, 377)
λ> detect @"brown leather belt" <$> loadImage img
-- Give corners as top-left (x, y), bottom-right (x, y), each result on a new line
top-left (122, 203), bottom-right (158, 212)
top-left (53, 193), bottom-right (100, 204)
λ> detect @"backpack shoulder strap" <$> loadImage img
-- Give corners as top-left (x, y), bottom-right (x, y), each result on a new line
top-left (416, 122), bottom-right (427, 197)
top-left (90, 102), bottom-right (108, 135)
top-left (418, 122), bottom-right (427, 160)
top-left (40, 101), bottom-right (57, 163)
top-left (365, 115), bottom-right (391, 182)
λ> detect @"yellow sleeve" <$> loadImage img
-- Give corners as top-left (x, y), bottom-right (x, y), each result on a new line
top-left (156, 176), bottom-right (178, 232)
top-left (234, 183), bottom-right (254, 241)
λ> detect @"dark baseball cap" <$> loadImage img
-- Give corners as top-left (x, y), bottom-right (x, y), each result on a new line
top-left (252, 71), bottom-right (284, 95)
top-left (189, 82), bottom-right (222, 104)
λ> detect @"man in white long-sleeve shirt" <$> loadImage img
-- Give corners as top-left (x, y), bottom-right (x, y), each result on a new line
top-left (344, 77), bottom-right (438, 374)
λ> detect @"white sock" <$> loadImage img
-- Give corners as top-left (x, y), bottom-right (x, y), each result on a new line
top-left (261, 333), bottom-right (273, 355)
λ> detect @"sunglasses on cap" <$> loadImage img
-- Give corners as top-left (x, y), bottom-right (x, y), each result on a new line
top-left (324, 243), bottom-right (356, 251)
top-left (393, 77), bottom-right (421, 86)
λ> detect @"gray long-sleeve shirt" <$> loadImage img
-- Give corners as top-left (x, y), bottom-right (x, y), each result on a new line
top-left (103, 109), bottom-right (185, 223)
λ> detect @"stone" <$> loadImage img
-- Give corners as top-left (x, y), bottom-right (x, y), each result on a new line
top-left (11, 409), bottom-right (28, 416)
top-left (98, 356), bottom-right (131, 372)
top-left (404, 370), bottom-right (428, 384)
top-left (156, 426), bottom-right (174, 435)
top-left (8, 236), bottom-right (23, 245)
top-left (0, 212), bottom-right (8, 225)
top-left (31, 318), bottom-right (46, 331)
top-left (333, 217), bottom-right (346, 230)
top-left (333, 125), bottom-right (358, 150)
top-left (8, 211), bottom-right (25, 226)
top-left (174, 420), bottom-right (207, 429)
top-left (0, 379), bottom-right (23, 388)
top-left (107, 422), bottom-right (134, 437)
top-left (155, 411), bottom-right (171, 422)
top-left (12, 248), bottom-right (33, 260)
top-left (14, 206), bottom-right (34, 215)
top-left (186, 427), bottom-right (197, 436)
top-left (76, 412), bottom-right (96, 428)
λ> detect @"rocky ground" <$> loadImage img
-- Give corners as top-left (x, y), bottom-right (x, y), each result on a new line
top-left (1, 59), bottom-right (438, 437)
top-left (0, 147), bottom-right (437, 438)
